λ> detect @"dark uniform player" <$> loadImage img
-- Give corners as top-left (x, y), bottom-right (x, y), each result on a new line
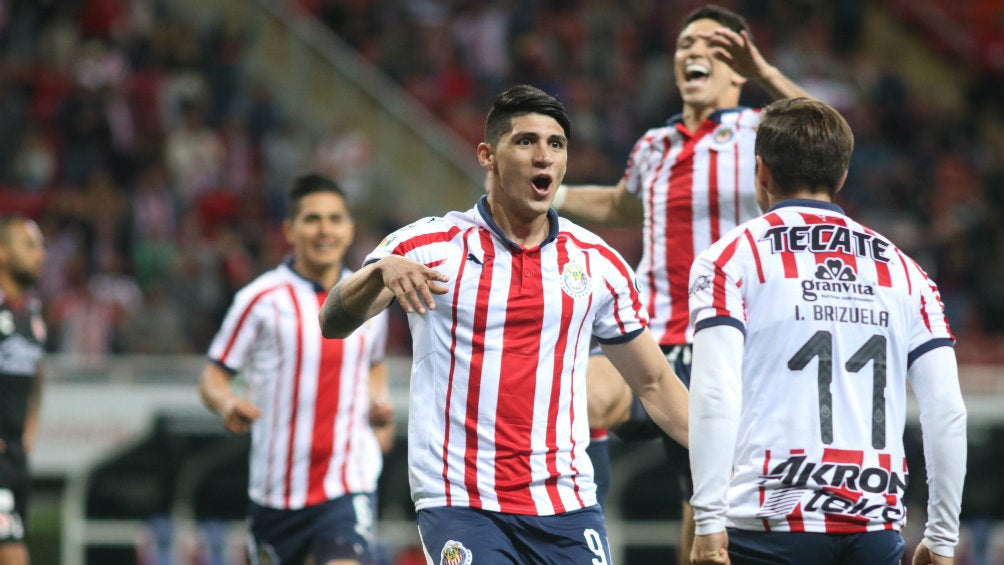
top-left (0, 216), bottom-right (47, 565)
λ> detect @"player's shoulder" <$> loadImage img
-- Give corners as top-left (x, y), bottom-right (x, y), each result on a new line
top-left (231, 265), bottom-right (290, 303)
top-left (555, 216), bottom-right (614, 248)
top-left (373, 214), bottom-right (461, 253)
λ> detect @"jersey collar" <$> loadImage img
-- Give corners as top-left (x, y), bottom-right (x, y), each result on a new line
top-left (665, 106), bottom-right (750, 127)
top-left (282, 257), bottom-right (345, 293)
top-left (476, 195), bottom-right (559, 251)
top-left (766, 198), bottom-right (845, 215)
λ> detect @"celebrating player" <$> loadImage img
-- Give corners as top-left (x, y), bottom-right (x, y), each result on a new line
top-left (319, 84), bottom-right (689, 564)
top-left (200, 173), bottom-right (391, 565)
top-left (553, 5), bottom-right (811, 560)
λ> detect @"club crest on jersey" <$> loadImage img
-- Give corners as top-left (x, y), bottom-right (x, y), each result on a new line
top-left (560, 261), bottom-right (591, 298)
top-left (440, 540), bottom-right (472, 565)
top-left (712, 125), bottom-right (736, 146)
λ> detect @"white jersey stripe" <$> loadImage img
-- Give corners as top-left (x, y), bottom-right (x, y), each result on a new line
top-left (208, 263), bottom-right (386, 510)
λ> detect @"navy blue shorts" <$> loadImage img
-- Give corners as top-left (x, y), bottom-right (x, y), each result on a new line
top-left (418, 505), bottom-right (612, 565)
top-left (247, 493), bottom-right (375, 565)
top-left (727, 528), bottom-right (905, 565)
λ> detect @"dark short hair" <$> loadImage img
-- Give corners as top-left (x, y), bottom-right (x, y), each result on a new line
top-left (680, 4), bottom-right (752, 41)
top-left (286, 173), bottom-right (347, 220)
top-left (755, 97), bottom-right (854, 198)
top-left (484, 84), bottom-right (571, 146)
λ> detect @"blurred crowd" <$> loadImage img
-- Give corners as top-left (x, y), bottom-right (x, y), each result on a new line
top-left (2, 0), bottom-right (1004, 362)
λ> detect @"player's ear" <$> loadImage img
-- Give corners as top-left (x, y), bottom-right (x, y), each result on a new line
top-left (477, 142), bottom-right (496, 171)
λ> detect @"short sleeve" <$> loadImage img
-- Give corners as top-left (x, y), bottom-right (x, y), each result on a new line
top-left (689, 242), bottom-right (747, 336)
top-left (592, 250), bottom-right (648, 344)
top-left (207, 287), bottom-right (265, 372)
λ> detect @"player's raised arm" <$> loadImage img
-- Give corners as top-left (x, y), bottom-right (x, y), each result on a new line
top-left (553, 178), bottom-right (643, 227)
top-left (601, 329), bottom-right (689, 448)
top-left (319, 255), bottom-right (450, 338)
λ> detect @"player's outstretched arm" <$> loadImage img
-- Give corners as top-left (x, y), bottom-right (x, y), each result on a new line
top-left (319, 255), bottom-right (450, 339)
top-left (600, 329), bottom-right (688, 447)
top-left (554, 178), bottom-right (642, 227)
top-left (700, 27), bottom-right (811, 101)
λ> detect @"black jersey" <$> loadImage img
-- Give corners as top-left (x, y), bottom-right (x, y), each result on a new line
top-left (0, 292), bottom-right (46, 445)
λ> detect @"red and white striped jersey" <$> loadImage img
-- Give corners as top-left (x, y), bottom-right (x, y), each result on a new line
top-left (208, 261), bottom-right (388, 510)
top-left (689, 199), bottom-right (955, 534)
top-left (625, 107), bottom-right (762, 346)
top-left (366, 198), bottom-right (647, 516)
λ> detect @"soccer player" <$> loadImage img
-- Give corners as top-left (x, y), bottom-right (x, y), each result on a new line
top-left (688, 97), bottom-right (967, 565)
top-left (552, 4), bottom-right (811, 561)
top-left (319, 84), bottom-right (689, 564)
top-left (199, 173), bottom-right (392, 565)
top-left (0, 216), bottom-right (47, 565)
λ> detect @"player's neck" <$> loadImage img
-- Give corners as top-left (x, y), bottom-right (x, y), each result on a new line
top-left (485, 200), bottom-right (549, 248)
top-left (769, 189), bottom-right (833, 208)
top-left (682, 94), bottom-right (739, 132)
top-left (293, 260), bottom-right (343, 291)
top-left (0, 275), bottom-right (25, 305)
top-left (681, 105), bottom-right (715, 132)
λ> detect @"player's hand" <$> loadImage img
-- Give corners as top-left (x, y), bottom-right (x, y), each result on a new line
top-left (221, 397), bottom-right (262, 434)
top-left (699, 27), bottom-right (767, 81)
top-left (691, 532), bottom-right (730, 564)
top-left (913, 542), bottom-right (954, 565)
top-left (378, 255), bottom-right (450, 314)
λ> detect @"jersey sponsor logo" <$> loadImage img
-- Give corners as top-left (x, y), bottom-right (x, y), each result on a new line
top-left (560, 260), bottom-right (591, 299)
top-left (800, 259), bottom-right (875, 302)
top-left (440, 540), bottom-right (472, 565)
top-left (758, 450), bottom-right (906, 523)
top-left (0, 333), bottom-right (44, 375)
top-left (762, 224), bottom-right (891, 263)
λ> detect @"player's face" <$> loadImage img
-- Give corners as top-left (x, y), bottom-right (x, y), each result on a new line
top-left (480, 113), bottom-right (568, 224)
top-left (285, 192), bottom-right (354, 279)
top-left (674, 18), bottom-right (744, 111)
top-left (1, 220), bottom-right (46, 289)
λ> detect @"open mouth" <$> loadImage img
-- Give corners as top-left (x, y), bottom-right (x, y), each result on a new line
top-left (683, 63), bottom-right (710, 86)
top-left (532, 174), bottom-right (553, 194)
